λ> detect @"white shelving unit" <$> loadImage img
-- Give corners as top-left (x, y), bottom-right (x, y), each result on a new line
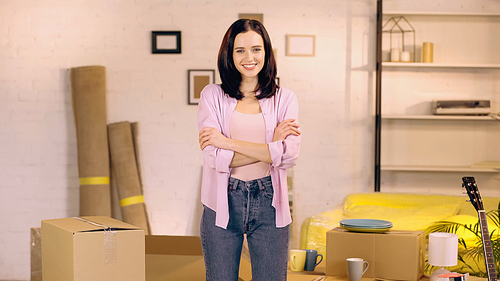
top-left (383, 62), bottom-right (500, 68)
top-left (381, 165), bottom-right (499, 173)
top-left (376, 8), bottom-right (500, 195)
top-left (383, 115), bottom-right (499, 121)
top-left (384, 11), bottom-right (500, 17)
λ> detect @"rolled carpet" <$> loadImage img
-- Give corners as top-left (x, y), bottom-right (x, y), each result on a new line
top-left (71, 65), bottom-right (111, 217)
top-left (108, 121), bottom-right (150, 234)
top-left (130, 122), bottom-right (151, 234)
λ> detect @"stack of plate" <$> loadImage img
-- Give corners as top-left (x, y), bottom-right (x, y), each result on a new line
top-left (339, 219), bottom-right (393, 233)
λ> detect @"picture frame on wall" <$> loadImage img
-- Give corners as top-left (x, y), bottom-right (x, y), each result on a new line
top-left (286, 34), bottom-right (316, 57)
top-left (152, 31), bottom-right (181, 54)
top-left (188, 70), bottom-right (215, 105)
top-left (238, 13), bottom-right (264, 23)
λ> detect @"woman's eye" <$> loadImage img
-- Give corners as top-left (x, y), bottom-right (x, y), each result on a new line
top-left (253, 48), bottom-right (262, 52)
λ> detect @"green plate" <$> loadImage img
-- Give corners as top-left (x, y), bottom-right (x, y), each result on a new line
top-left (340, 219), bottom-right (393, 233)
top-left (341, 226), bottom-right (392, 233)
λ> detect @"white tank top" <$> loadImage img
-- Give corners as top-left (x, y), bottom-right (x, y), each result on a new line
top-left (229, 110), bottom-right (271, 181)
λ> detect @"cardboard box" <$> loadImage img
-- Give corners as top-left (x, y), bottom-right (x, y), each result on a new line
top-left (288, 274), bottom-right (326, 280)
top-left (287, 270), bottom-right (325, 280)
top-left (326, 227), bottom-right (425, 281)
top-left (31, 227), bottom-right (42, 281)
top-left (145, 235), bottom-right (252, 281)
top-left (42, 216), bottom-right (145, 281)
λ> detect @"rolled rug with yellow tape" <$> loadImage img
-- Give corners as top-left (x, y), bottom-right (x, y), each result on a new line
top-left (71, 65), bottom-right (111, 217)
top-left (130, 122), bottom-right (152, 233)
top-left (108, 121), bottom-right (150, 234)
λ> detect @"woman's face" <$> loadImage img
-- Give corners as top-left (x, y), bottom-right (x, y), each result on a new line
top-left (233, 30), bottom-right (265, 81)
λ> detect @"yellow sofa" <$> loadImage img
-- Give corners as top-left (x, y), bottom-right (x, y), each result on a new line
top-left (300, 193), bottom-right (499, 275)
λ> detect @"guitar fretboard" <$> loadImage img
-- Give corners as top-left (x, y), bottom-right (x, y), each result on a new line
top-left (479, 210), bottom-right (498, 281)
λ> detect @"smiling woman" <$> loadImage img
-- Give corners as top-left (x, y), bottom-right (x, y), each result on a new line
top-left (197, 19), bottom-right (301, 281)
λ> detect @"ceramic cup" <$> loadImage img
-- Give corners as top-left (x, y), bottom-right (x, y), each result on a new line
top-left (347, 258), bottom-right (369, 281)
top-left (290, 250), bottom-right (307, 272)
top-left (304, 249), bottom-right (323, 271)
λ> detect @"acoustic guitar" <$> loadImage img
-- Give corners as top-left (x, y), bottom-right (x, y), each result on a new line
top-left (462, 176), bottom-right (498, 281)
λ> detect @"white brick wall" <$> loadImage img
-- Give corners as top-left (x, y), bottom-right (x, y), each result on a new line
top-left (2, 0), bottom-right (497, 279)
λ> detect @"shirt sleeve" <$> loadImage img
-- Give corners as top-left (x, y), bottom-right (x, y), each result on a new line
top-left (268, 90), bottom-right (301, 169)
top-left (197, 85), bottom-right (234, 173)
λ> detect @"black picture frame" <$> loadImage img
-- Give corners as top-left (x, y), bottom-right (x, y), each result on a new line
top-left (188, 69), bottom-right (215, 105)
top-left (152, 31), bottom-right (181, 54)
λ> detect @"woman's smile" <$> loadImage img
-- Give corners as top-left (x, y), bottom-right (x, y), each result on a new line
top-left (242, 63), bottom-right (258, 70)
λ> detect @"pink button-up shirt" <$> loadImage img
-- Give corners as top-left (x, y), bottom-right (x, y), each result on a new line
top-left (197, 84), bottom-right (301, 229)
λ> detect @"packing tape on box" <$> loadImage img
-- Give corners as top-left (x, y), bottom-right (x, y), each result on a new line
top-left (119, 195), bottom-right (144, 207)
top-left (73, 217), bottom-right (117, 263)
top-left (79, 177), bottom-right (110, 185)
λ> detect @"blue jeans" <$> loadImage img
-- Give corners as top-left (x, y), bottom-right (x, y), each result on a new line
top-left (200, 176), bottom-right (290, 281)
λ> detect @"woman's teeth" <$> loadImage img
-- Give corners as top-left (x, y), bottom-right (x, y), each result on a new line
top-left (243, 64), bottom-right (256, 69)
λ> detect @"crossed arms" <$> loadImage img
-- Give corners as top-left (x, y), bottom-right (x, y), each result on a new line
top-left (198, 119), bottom-right (300, 168)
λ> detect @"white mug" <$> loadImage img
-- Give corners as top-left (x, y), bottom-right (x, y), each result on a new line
top-left (346, 258), bottom-right (369, 281)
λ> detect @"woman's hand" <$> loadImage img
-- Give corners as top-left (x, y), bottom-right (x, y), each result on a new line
top-left (199, 127), bottom-right (229, 150)
top-left (273, 119), bottom-right (301, 142)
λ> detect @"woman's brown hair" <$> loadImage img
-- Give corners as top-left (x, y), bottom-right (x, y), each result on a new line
top-left (217, 19), bottom-right (278, 100)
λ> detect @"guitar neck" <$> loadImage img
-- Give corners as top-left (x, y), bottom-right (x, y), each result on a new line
top-left (479, 210), bottom-right (498, 281)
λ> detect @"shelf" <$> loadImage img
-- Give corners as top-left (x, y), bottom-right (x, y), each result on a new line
top-left (382, 62), bottom-right (500, 69)
top-left (384, 11), bottom-right (500, 17)
top-left (376, 7), bottom-right (500, 191)
top-left (382, 115), bottom-right (499, 121)
top-left (381, 165), bottom-right (500, 173)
